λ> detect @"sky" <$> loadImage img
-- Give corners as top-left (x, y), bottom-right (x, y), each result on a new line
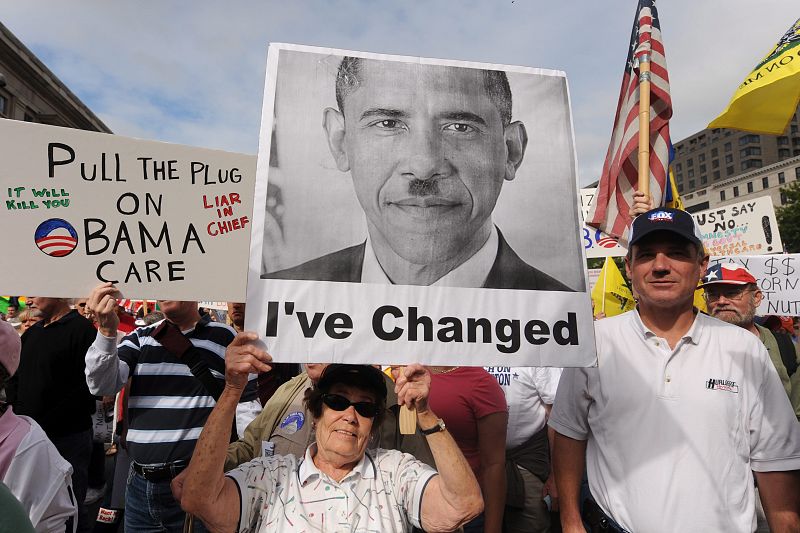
top-left (2, 1), bottom-right (796, 186)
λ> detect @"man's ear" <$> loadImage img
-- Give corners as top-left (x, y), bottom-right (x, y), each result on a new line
top-left (752, 288), bottom-right (764, 308)
top-left (323, 107), bottom-right (350, 172)
top-left (503, 121), bottom-right (528, 182)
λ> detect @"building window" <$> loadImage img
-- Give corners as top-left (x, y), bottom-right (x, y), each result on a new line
top-left (747, 182), bottom-right (753, 193)
top-left (714, 170), bottom-right (721, 180)
top-left (727, 166), bottom-right (735, 176)
top-left (712, 159), bottom-right (719, 168)
top-left (700, 175), bottom-right (708, 185)
top-left (740, 147), bottom-right (762, 157)
top-left (779, 171), bottom-right (786, 184)
top-left (687, 158), bottom-right (694, 167)
top-left (675, 163), bottom-right (682, 172)
top-left (779, 148), bottom-right (791, 158)
top-left (796, 167), bottom-right (800, 179)
top-left (688, 169), bottom-right (695, 178)
top-left (795, 149), bottom-right (800, 156)
top-left (793, 124), bottom-right (799, 134)
top-left (778, 136), bottom-right (789, 146)
top-left (739, 134), bottom-right (760, 145)
top-left (678, 183), bottom-right (684, 193)
top-left (781, 191), bottom-right (788, 204)
top-left (793, 137), bottom-right (800, 146)
top-left (763, 176), bottom-right (769, 188)
top-left (0, 94), bottom-right (7, 117)
top-left (711, 148), bottom-right (719, 157)
top-left (699, 164), bottom-right (707, 173)
top-left (689, 180), bottom-right (695, 189)
top-left (733, 186), bottom-right (739, 197)
top-left (725, 154), bottom-right (733, 163)
top-left (699, 153), bottom-right (706, 162)
top-left (741, 159), bottom-right (762, 171)
top-left (725, 142), bottom-right (732, 152)
top-left (721, 190), bottom-right (726, 201)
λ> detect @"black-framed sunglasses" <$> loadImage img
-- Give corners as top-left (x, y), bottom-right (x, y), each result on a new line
top-left (321, 393), bottom-right (379, 418)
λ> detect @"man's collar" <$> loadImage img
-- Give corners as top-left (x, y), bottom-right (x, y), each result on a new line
top-left (361, 226), bottom-right (499, 287)
top-left (633, 307), bottom-right (702, 345)
top-left (40, 309), bottom-right (80, 328)
top-left (0, 406), bottom-right (27, 442)
top-left (298, 443), bottom-right (376, 485)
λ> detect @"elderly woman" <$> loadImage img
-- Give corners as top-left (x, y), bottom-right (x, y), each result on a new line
top-left (179, 333), bottom-right (483, 532)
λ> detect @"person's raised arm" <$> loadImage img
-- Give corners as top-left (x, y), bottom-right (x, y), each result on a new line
top-left (395, 364), bottom-right (483, 532)
top-left (477, 411), bottom-right (507, 533)
top-left (553, 432), bottom-right (587, 533)
top-left (84, 282), bottom-right (128, 395)
top-left (178, 332), bottom-right (272, 533)
top-left (754, 470), bottom-right (800, 532)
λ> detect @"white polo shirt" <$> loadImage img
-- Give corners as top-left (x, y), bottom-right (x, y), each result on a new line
top-left (227, 444), bottom-right (437, 532)
top-left (549, 310), bottom-right (800, 533)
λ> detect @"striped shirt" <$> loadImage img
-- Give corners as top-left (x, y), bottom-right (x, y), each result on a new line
top-left (86, 315), bottom-right (257, 465)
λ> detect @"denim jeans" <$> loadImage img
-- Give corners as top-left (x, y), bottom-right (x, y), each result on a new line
top-left (125, 467), bottom-right (208, 533)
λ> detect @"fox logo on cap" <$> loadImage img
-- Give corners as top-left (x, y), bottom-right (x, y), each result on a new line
top-left (648, 211), bottom-right (674, 222)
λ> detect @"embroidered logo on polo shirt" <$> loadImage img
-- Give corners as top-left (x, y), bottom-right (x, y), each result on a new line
top-left (279, 411), bottom-right (305, 434)
top-left (705, 378), bottom-right (739, 393)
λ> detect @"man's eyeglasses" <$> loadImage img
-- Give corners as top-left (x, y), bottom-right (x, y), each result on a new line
top-left (321, 393), bottom-right (379, 418)
top-left (703, 286), bottom-right (754, 302)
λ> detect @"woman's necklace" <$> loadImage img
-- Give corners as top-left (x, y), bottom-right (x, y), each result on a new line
top-left (429, 366), bottom-right (460, 375)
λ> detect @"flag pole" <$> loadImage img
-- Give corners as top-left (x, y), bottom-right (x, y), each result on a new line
top-left (637, 55), bottom-right (651, 195)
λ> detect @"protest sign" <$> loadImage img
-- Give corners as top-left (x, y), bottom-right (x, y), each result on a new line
top-left (709, 254), bottom-right (800, 316)
top-left (0, 120), bottom-right (255, 301)
top-left (580, 189), bottom-right (626, 258)
top-left (246, 43), bottom-right (595, 367)
top-left (693, 196), bottom-right (781, 256)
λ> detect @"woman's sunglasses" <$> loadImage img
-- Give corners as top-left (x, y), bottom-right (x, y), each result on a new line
top-left (321, 393), bottom-right (379, 418)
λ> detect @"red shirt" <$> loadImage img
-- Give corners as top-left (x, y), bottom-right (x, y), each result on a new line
top-left (428, 367), bottom-right (507, 474)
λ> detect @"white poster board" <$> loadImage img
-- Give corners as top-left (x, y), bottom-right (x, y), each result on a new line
top-left (709, 254), bottom-right (800, 316)
top-left (0, 120), bottom-right (256, 301)
top-left (246, 43), bottom-right (595, 367)
top-left (694, 196), bottom-right (782, 256)
top-left (580, 189), bottom-right (626, 258)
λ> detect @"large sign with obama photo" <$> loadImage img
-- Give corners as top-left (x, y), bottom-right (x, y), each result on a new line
top-left (247, 43), bottom-right (595, 367)
top-left (0, 119), bottom-right (255, 301)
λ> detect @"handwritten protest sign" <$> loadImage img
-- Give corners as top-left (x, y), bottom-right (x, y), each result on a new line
top-left (694, 196), bottom-right (781, 256)
top-left (709, 254), bottom-right (800, 316)
top-left (245, 44), bottom-right (595, 368)
top-left (0, 120), bottom-right (255, 301)
top-left (580, 190), bottom-right (781, 258)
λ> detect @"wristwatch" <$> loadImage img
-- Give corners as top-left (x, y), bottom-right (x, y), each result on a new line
top-left (420, 418), bottom-right (446, 436)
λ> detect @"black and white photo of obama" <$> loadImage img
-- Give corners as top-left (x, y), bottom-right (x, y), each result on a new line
top-left (263, 55), bottom-right (574, 292)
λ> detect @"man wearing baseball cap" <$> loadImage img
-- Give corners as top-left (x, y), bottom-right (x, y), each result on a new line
top-left (0, 320), bottom-right (78, 532)
top-left (550, 207), bottom-right (800, 532)
top-left (701, 263), bottom-right (800, 420)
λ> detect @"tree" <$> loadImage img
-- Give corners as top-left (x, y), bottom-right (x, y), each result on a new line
top-left (776, 180), bottom-right (800, 253)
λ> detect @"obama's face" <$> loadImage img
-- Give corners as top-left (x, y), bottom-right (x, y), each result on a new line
top-left (324, 59), bottom-right (527, 266)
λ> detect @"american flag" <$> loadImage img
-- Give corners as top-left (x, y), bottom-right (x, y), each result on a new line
top-left (587, 0), bottom-right (672, 245)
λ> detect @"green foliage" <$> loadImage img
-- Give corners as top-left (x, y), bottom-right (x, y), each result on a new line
top-left (776, 181), bottom-right (800, 253)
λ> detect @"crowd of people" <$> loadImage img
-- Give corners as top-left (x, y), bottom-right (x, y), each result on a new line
top-left (1, 205), bottom-right (799, 533)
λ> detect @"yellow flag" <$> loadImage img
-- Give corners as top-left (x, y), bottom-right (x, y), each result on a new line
top-left (694, 284), bottom-right (708, 314)
top-left (664, 168), bottom-right (684, 211)
top-left (591, 258), bottom-right (636, 318)
top-left (709, 18), bottom-right (800, 134)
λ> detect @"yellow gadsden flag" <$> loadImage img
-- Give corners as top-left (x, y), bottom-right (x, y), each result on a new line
top-left (591, 258), bottom-right (636, 318)
top-left (709, 17), bottom-right (800, 134)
